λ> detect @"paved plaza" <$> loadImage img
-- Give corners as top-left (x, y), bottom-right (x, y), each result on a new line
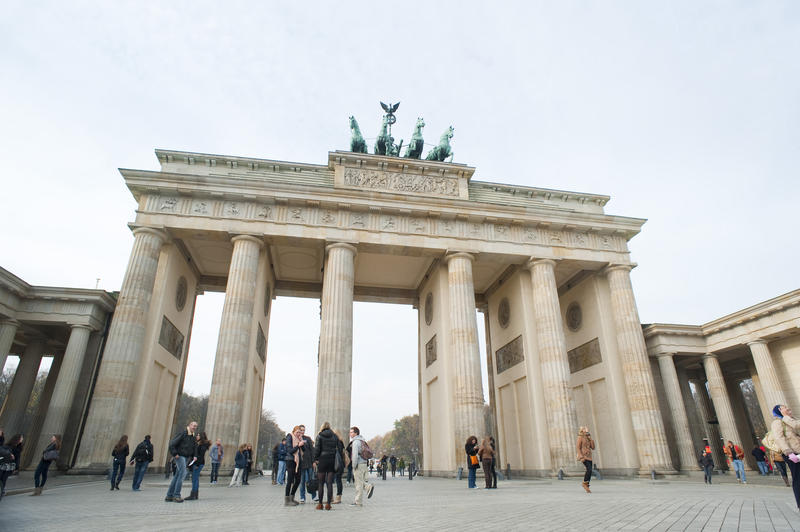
top-left (2, 471), bottom-right (799, 531)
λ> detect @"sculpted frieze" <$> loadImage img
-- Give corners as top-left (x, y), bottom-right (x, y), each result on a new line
top-left (342, 167), bottom-right (459, 198)
top-left (143, 194), bottom-right (626, 254)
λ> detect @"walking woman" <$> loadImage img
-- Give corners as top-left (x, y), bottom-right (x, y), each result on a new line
top-left (284, 426), bottom-right (305, 506)
top-left (576, 426), bottom-right (595, 493)
top-left (772, 404), bottom-right (800, 510)
top-left (772, 449), bottom-right (790, 487)
top-left (186, 432), bottom-right (210, 500)
top-left (110, 435), bottom-right (129, 490)
top-left (313, 421), bottom-right (342, 510)
top-left (8, 433), bottom-right (23, 474)
top-left (31, 434), bottom-right (61, 496)
top-left (229, 443), bottom-right (248, 487)
top-left (699, 449), bottom-right (714, 484)
top-left (465, 435), bottom-right (479, 489)
top-left (478, 436), bottom-right (495, 489)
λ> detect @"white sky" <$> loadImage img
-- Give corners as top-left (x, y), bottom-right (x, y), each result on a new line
top-left (2, 2), bottom-right (798, 437)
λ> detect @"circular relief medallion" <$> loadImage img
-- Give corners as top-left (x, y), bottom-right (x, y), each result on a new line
top-left (498, 297), bottom-right (510, 329)
top-left (424, 292), bottom-right (434, 326)
top-left (566, 302), bottom-right (582, 332)
top-left (175, 276), bottom-right (188, 311)
top-left (264, 286), bottom-right (272, 317)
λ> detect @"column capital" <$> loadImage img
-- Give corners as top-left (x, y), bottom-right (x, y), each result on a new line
top-left (747, 339), bottom-right (768, 347)
top-left (601, 263), bottom-right (635, 276)
top-left (130, 225), bottom-right (169, 243)
top-left (525, 257), bottom-right (557, 271)
top-left (656, 352), bottom-right (677, 360)
top-left (230, 234), bottom-right (264, 248)
top-left (701, 353), bottom-right (718, 361)
top-left (68, 324), bottom-right (94, 332)
top-left (0, 318), bottom-right (21, 327)
top-left (444, 251), bottom-right (475, 264)
top-left (325, 242), bottom-right (357, 255)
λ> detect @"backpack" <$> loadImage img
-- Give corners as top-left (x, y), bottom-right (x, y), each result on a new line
top-left (358, 440), bottom-right (373, 460)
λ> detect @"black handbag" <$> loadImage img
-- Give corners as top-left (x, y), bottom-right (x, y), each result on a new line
top-left (335, 450), bottom-right (344, 474)
top-left (306, 476), bottom-right (318, 493)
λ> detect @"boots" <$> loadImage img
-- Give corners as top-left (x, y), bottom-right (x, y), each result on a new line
top-left (31, 487), bottom-right (42, 496)
top-left (284, 496), bottom-right (298, 506)
top-left (325, 502), bottom-right (331, 510)
top-left (185, 490), bottom-right (198, 500)
top-left (316, 502), bottom-right (324, 510)
top-left (582, 481), bottom-right (591, 493)
top-left (333, 494), bottom-right (341, 504)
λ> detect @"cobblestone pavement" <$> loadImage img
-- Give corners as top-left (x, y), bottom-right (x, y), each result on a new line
top-left (2, 472), bottom-right (799, 531)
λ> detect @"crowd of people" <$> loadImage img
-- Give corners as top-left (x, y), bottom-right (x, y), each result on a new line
top-left (1, 402), bottom-right (799, 513)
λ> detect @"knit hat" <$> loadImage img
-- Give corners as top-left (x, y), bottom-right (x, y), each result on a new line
top-left (773, 404), bottom-right (783, 418)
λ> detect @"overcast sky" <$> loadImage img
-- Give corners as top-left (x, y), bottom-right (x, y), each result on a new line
top-left (2, 2), bottom-right (798, 438)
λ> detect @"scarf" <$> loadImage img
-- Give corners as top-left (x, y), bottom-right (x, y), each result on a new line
top-left (291, 432), bottom-right (303, 466)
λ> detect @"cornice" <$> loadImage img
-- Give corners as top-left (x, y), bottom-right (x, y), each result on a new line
top-left (0, 267), bottom-right (32, 297)
top-left (701, 289), bottom-right (800, 335)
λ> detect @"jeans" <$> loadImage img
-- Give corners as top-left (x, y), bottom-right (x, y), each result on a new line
top-left (299, 467), bottom-right (314, 500)
top-left (210, 462), bottom-right (220, 483)
top-left (277, 460), bottom-right (287, 485)
top-left (467, 466), bottom-right (477, 488)
top-left (703, 464), bottom-right (714, 484)
top-left (775, 459), bottom-right (788, 478)
top-left (34, 460), bottom-right (52, 488)
top-left (166, 456), bottom-right (187, 498)
top-left (756, 460), bottom-right (768, 475)
top-left (132, 461), bottom-right (148, 490)
top-left (111, 459), bottom-right (126, 487)
top-left (335, 471), bottom-right (343, 496)
top-left (785, 455), bottom-right (800, 509)
top-left (191, 463), bottom-right (204, 492)
top-left (732, 459), bottom-right (746, 482)
top-left (582, 460), bottom-right (592, 483)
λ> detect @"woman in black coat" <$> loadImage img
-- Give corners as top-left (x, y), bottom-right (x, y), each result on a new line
top-left (32, 434), bottom-right (61, 495)
top-left (313, 422), bottom-right (342, 510)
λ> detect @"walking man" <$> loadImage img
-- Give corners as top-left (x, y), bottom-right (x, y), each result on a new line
top-left (348, 426), bottom-right (374, 506)
top-left (390, 455), bottom-right (397, 477)
top-left (130, 435), bottom-right (153, 491)
top-left (165, 421), bottom-right (197, 503)
top-left (725, 440), bottom-right (747, 484)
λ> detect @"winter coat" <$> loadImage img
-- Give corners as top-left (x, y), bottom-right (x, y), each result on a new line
top-left (277, 441), bottom-right (289, 462)
top-left (751, 447), bottom-right (766, 462)
top-left (195, 442), bottom-right (210, 466)
top-left (41, 442), bottom-right (58, 463)
top-left (210, 443), bottom-right (223, 463)
top-left (234, 450), bottom-right (248, 469)
top-left (576, 434), bottom-right (595, 462)
top-left (132, 440), bottom-right (154, 463)
top-left (723, 444), bottom-right (744, 462)
top-left (465, 441), bottom-right (479, 469)
top-left (299, 436), bottom-right (315, 469)
top-left (773, 415), bottom-right (800, 456)
top-left (699, 453), bottom-right (714, 468)
top-left (169, 429), bottom-right (197, 458)
top-left (314, 428), bottom-right (341, 473)
top-left (111, 445), bottom-right (129, 462)
top-left (478, 441), bottom-right (495, 460)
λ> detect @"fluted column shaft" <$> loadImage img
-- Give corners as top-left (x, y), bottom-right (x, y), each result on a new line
top-left (206, 235), bottom-right (263, 466)
top-left (657, 354), bottom-right (699, 470)
top-left (605, 265), bottom-right (672, 472)
top-left (0, 339), bottom-right (46, 433)
top-left (527, 258), bottom-right (578, 472)
top-left (22, 353), bottom-right (63, 468)
top-left (702, 354), bottom-right (739, 446)
top-left (748, 340), bottom-right (786, 413)
top-left (446, 253), bottom-right (485, 456)
top-left (315, 243), bottom-right (357, 439)
top-left (75, 227), bottom-right (166, 467)
top-left (690, 377), bottom-right (726, 469)
top-left (0, 319), bottom-right (20, 374)
top-left (36, 325), bottom-right (92, 463)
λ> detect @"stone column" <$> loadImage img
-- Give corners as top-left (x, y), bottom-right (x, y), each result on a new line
top-left (315, 243), bottom-right (357, 440)
top-left (35, 325), bottom-right (93, 463)
top-left (690, 377), bottom-right (726, 470)
top-left (446, 252), bottom-right (485, 457)
top-left (0, 338), bottom-right (46, 434)
top-left (22, 353), bottom-right (63, 468)
top-left (206, 235), bottom-right (263, 465)
top-left (526, 258), bottom-right (578, 472)
top-left (748, 340), bottom-right (786, 413)
top-left (75, 227), bottom-right (167, 468)
top-left (657, 354), bottom-right (699, 470)
top-left (702, 354), bottom-right (739, 445)
top-left (605, 264), bottom-right (672, 473)
top-left (0, 319), bottom-right (20, 374)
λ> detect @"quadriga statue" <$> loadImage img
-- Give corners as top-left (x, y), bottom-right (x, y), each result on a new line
top-left (425, 126), bottom-right (454, 162)
top-left (349, 116), bottom-right (368, 154)
top-left (403, 117), bottom-right (425, 159)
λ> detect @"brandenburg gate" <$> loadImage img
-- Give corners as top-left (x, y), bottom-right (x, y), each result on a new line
top-left (71, 146), bottom-right (675, 477)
